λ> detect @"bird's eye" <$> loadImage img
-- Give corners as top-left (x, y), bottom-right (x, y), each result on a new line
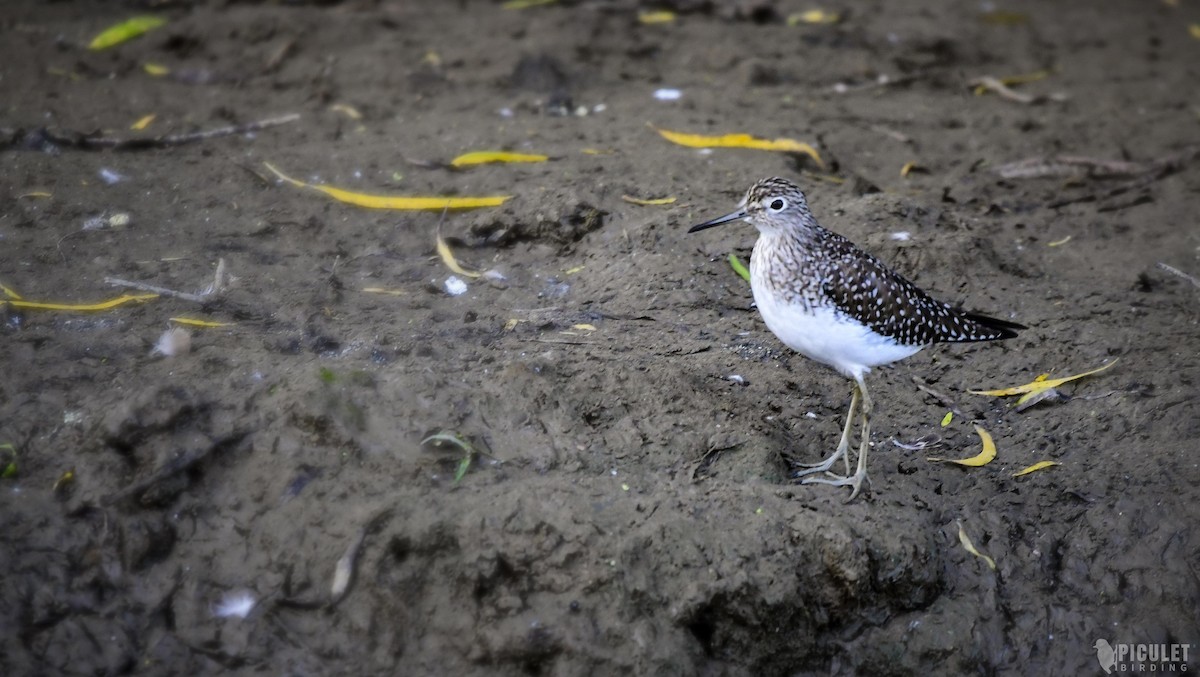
top-left (768, 198), bottom-right (786, 212)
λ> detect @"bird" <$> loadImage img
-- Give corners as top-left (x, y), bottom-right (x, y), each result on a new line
top-left (1093, 639), bottom-right (1117, 674)
top-left (688, 177), bottom-right (1023, 500)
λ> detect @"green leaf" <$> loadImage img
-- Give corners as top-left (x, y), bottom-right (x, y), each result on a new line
top-left (453, 453), bottom-right (473, 483)
top-left (89, 16), bottom-right (167, 50)
top-left (728, 253), bottom-right (751, 283)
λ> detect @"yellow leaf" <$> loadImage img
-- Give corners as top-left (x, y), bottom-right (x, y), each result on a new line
top-left (621, 195), bottom-right (676, 206)
top-left (436, 229), bottom-right (482, 278)
top-left (263, 162), bottom-right (511, 210)
top-left (572, 323), bottom-right (597, 331)
top-left (361, 287), bottom-right (406, 296)
top-left (52, 469), bottom-right (75, 492)
top-left (330, 103), bottom-right (362, 120)
top-left (89, 16), bottom-right (167, 50)
top-left (131, 114), bottom-right (156, 131)
top-left (900, 161), bottom-right (926, 177)
top-left (1, 293), bottom-right (157, 312)
top-left (970, 359), bottom-right (1118, 398)
top-left (502, 0), bottom-right (556, 9)
top-left (17, 192), bottom-right (52, 199)
top-left (940, 411), bottom-right (953, 427)
top-left (169, 317), bottom-right (232, 328)
top-left (580, 148), bottom-right (614, 156)
top-left (653, 127), bottom-right (824, 167)
top-left (638, 11), bottom-right (676, 24)
top-left (1047, 235), bottom-right (1072, 247)
top-left (564, 266), bottom-right (585, 275)
top-left (143, 62), bottom-right (170, 76)
top-left (928, 425), bottom-right (996, 467)
top-left (1190, 24), bottom-right (1200, 40)
top-left (0, 282), bottom-right (23, 300)
top-left (449, 151), bottom-right (548, 168)
top-left (1013, 461), bottom-right (1060, 477)
top-left (504, 318), bottom-right (521, 331)
top-left (787, 9), bottom-right (840, 25)
top-left (957, 521), bottom-right (996, 570)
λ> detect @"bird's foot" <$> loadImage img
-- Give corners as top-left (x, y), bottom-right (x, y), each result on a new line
top-left (801, 468), bottom-right (871, 502)
top-left (791, 446), bottom-right (848, 478)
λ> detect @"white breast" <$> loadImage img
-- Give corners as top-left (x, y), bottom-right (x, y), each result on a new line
top-left (752, 278), bottom-right (924, 380)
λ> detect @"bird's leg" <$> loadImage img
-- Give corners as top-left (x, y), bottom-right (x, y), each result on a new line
top-left (802, 376), bottom-right (872, 501)
top-left (793, 383), bottom-right (860, 478)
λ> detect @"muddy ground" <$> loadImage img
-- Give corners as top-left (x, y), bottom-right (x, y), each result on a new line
top-left (2, 0), bottom-right (1199, 674)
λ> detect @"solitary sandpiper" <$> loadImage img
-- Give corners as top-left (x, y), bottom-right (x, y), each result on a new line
top-left (689, 177), bottom-right (1023, 500)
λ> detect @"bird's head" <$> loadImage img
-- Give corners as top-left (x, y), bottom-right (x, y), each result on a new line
top-left (688, 177), bottom-right (815, 237)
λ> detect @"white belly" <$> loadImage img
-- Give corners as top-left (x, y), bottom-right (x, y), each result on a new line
top-left (753, 286), bottom-right (923, 379)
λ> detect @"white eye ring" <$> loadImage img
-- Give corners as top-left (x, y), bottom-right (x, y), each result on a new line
top-left (766, 197), bottom-right (787, 212)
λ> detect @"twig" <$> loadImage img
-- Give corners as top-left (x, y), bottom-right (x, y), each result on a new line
top-left (967, 76), bottom-right (1068, 105)
top-left (911, 376), bottom-right (967, 419)
top-left (104, 278), bottom-right (207, 302)
top-left (105, 258), bottom-right (230, 303)
top-left (6, 113), bottom-right (299, 152)
top-left (1158, 262), bottom-right (1200, 291)
top-left (869, 124), bottom-right (912, 144)
top-left (997, 147), bottom-right (1200, 181)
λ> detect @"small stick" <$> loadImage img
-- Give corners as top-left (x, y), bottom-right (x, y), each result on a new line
top-left (1157, 262), bottom-right (1200, 291)
top-left (105, 258), bottom-right (230, 303)
top-left (103, 277), bottom-right (207, 302)
top-left (911, 376), bottom-right (967, 419)
top-left (16, 113), bottom-right (299, 152)
top-left (968, 76), bottom-right (1036, 104)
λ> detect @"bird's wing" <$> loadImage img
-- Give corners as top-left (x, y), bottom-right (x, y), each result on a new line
top-left (819, 232), bottom-right (1017, 345)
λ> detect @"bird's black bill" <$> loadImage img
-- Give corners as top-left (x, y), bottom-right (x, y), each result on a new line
top-left (687, 209), bottom-right (747, 233)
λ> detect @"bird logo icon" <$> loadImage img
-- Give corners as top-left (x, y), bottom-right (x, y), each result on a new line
top-left (1094, 639), bottom-right (1117, 674)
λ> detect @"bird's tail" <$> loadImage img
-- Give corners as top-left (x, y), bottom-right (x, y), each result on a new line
top-left (962, 312), bottom-right (1025, 341)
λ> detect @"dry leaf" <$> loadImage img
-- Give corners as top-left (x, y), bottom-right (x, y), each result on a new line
top-left (436, 228), bottom-right (483, 278)
top-left (330, 103), bottom-right (362, 120)
top-left (638, 11), bottom-right (676, 24)
top-left (971, 359), bottom-right (1118, 402)
top-left (131, 114), bottom-right (156, 131)
top-left (1013, 461), bottom-right (1060, 477)
top-left (653, 127), bottom-right (824, 167)
top-left (957, 521), bottom-right (997, 570)
top-left (621, 195), bottom-right (676, 206)
top-left (928, 425), bottom-right (996, 467)
top-left (263, 162), bottom-right (511, 210)
top-left (1, 293), bottom-right (157, 312)
top-left (787, 9), bottom-right (840, 25)
top-left (169, 317), bottom-right (232, 328)
top-left (449, 151), bottom-right (548, 168)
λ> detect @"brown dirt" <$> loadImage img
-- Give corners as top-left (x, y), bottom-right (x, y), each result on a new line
top-left (2, 1), bottom-right (1199, 675)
